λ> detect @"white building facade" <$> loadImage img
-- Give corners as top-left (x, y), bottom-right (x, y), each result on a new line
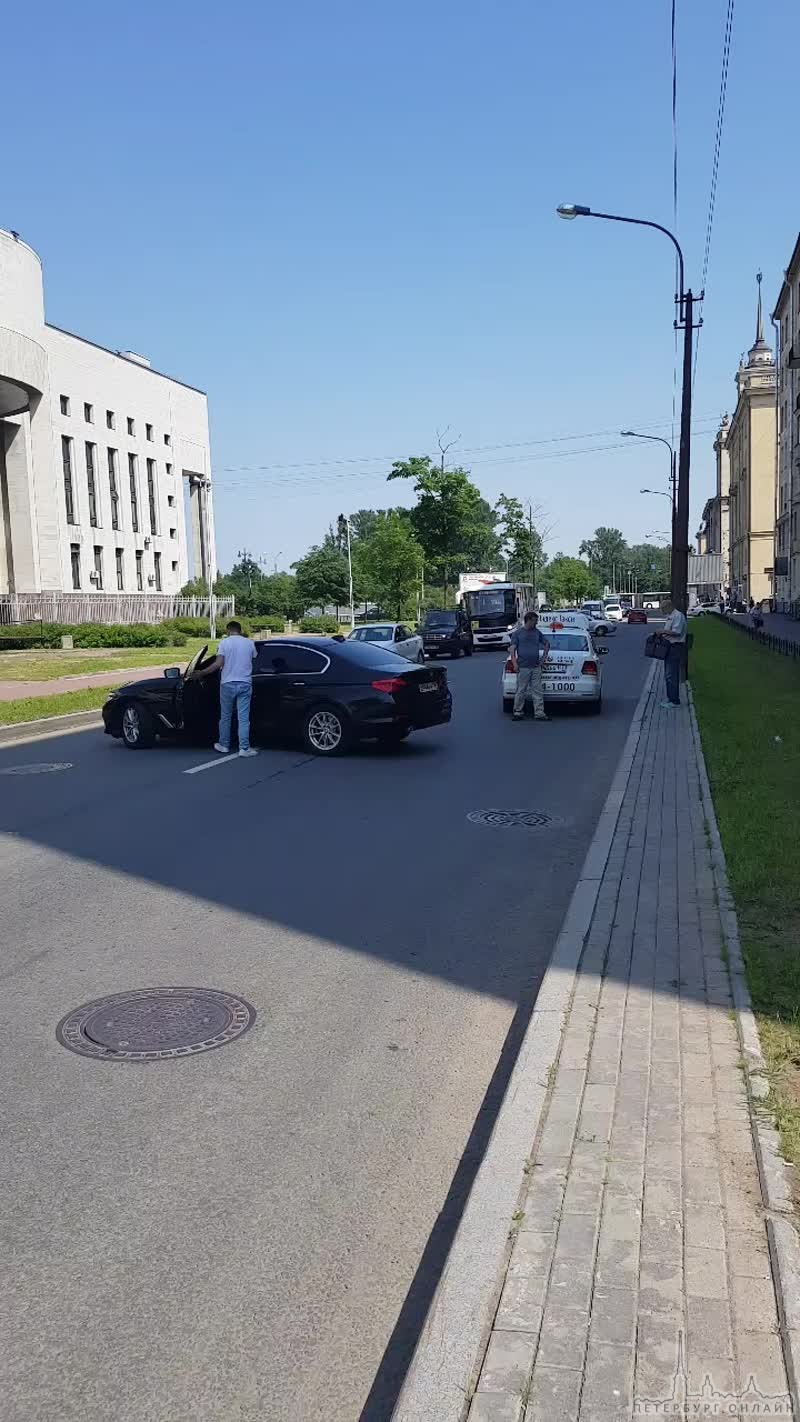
top-left (772, 232), bottom-right (800, 614)
top-left (0, 228), bottom-right (216, 608)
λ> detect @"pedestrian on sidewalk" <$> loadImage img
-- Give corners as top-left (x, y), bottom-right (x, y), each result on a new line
top-left (510, 611), bottom-right (550, 721)
top-left (660, 598), bottom-right (687, 707)
top-left (194, 620), bottom-right (258, 756)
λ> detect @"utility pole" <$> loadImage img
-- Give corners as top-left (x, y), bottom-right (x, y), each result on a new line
top-left (337, 513), bottom-right (355, 630)
top-left (527, 502), bottom-right (537, 594)
top-left (203, 479), bottom-right (216, 640)
top-left (673, 290), bottom-right (694, 613)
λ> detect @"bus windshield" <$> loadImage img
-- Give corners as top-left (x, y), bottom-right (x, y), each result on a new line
top-left (464, 588), bottom-right (517, 621)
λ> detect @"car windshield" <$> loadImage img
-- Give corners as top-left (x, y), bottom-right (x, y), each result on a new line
top-left (352, 626), bottom-right (392, 642)
top-left (605, 604), bottom-right (621, 612)
top-left (423, 612), bottom-right (457, 627)
top-left (547, 633), bottom-right (590, 652)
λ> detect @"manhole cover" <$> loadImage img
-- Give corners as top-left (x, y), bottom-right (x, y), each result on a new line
top-left (0, 762), bottom-right (73, 775)
top-left (467, 809), bottom-right (562, 829)
top-left (56, 987), bottom-right (256, 1062)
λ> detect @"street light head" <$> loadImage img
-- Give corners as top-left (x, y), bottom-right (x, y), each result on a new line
top-left (556, 203), bottom-right (591, 220)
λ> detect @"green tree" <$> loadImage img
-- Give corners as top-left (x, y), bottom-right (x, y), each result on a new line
top-left (292, 543), bottom-right (350, 613)
top-left (388, 456), bottom-right (496, 602)
top-left (543, 555), bottom-right (599, 606)
top-left (358, 512), bottom-right (423, 618)
top-left (257, 571), bottom-right (303, 620)
top-left (578, 527), bottom-right (628, 592)
top-left (495, 494), bottom-right (548, 586)
top-left (626, 543), bottom-right (671, 594)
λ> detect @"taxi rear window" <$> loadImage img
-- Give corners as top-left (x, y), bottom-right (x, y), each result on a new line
top-left (547, 633), bottom-right (590, 651)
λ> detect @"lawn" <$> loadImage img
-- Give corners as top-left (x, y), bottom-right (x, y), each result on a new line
top-left (691, 616), bottom-right (800, 1165)
top-left (0, 687), bottom-right (118, 726)
top-left (0, 638), bottom-right (211, 682)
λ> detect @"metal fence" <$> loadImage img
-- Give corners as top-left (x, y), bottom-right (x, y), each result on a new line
top-left (0, 593), bottom-right (235, 627)
top-left (720, 612), bottom-right (800, 661)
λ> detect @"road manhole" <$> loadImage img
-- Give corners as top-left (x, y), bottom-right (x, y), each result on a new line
top-left (467, 809), bottom-right (563, 829)
top-left (56, 987), bottom-right (256, 1062)
top-left (0, 762), bottom-right (73, 776)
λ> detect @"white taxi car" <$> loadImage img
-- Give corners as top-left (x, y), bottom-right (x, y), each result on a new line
top-left (347, 622), bottom-right (425, 663)
top-left (502, 614), bottom-right (607, 714)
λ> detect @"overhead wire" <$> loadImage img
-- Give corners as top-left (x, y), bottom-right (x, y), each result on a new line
top-left (693, 0), bottom-right (736, 386)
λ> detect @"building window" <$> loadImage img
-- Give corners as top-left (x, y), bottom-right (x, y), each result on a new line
top-left (171, 560), bottom-right (178, 573)
top-left (85, 443), bottom-right (99, 527)
top-left (164, 433), bottom-right (171, 447)
top-left (154, 551), bottom-right (162, 591)
top-left (145, 423), bottom-right (153, 441)
top-left (165, 462), bottom-right (173, 477)
top-left (93, 545), bottom-right (104, 589)
top-left (128, 453), bottom-right (140, 533)
top-left (127, 416), bottom-right (135, 437)
top-left (61, 436), bottom-right (76, 525)
top-left (135, 549), bottom-right (143, 591)
top-left (84, 402), bottom-right (94, 423)
top-left (106, 409), bottom-right (115, 430)
top-left (107, 448), bottom-right (120, 531)
top-left (70, 543), bottom-right (81, 589)
top-left (146, 458), bottom-right (158, 534)
top-left (167, 494), bottom-right (176, 508)
top-left (60, 394), bottom-right (70, 416)
top-left (115, 548), bottom-right (124, 591)
top-left (169, 527), bottom-right (177, 539)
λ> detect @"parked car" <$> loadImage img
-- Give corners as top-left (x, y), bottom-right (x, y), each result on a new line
top-left (501, 628), bottom-right (607, 714)
top-left (102, 639), bottom-right (452, 756)
top-left (347, 622), bottom-right (424, 663)
top-left (419, 608), bottom-right (474, 658)
top-left (626, 608), bottom-right (648, 624)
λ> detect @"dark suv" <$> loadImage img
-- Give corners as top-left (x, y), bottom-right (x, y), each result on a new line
top-left (420, 608), bottom-right (474, 658)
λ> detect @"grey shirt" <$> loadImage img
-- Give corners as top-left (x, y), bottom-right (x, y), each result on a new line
top-left (510, 626), bottom-right (548, 668)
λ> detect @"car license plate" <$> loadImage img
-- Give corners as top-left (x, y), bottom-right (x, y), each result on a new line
top-left (547, 682), bottom-right (576, 692)
top-left (419, 681), bottom-right (437, 693)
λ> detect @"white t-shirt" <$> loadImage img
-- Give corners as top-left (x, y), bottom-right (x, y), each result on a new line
top-left (663, 609), bottom-right (687, 643)
top-left (217, 634), bottom-right (256, 683)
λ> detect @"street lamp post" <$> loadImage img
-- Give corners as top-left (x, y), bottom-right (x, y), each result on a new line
top-left (557, 204), bottom-right (698, 613)
top-left (338, 513), bottom-right (355, 630)
top-left (622, 430), bottom-right (677, 592)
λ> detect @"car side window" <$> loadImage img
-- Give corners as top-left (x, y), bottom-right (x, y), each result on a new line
top-left (397, 626), bottom-right (409, 641)
top-left (254, 643), bottom-right (276, 673)
top-left (270, 646), bottom-right (328, 674)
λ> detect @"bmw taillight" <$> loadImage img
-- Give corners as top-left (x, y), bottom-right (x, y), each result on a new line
top-left (372, 677), bottom-right (406, 693)
top-left (582, 659), bottom-right (599, 677)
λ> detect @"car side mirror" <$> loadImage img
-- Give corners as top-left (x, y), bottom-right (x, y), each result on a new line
top-left (164, 666), bottom-right (181, 680)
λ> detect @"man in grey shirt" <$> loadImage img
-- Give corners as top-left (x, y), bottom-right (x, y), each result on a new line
top-left (510, 611), bottom-right (551, 721)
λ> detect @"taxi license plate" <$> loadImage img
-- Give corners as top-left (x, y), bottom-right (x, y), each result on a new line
top-left (547, 682), bottom-right (576, 692)
top-left (419, 681), bottom-right (437, 693)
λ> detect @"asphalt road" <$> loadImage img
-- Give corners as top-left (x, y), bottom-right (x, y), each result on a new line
top-left (0, 626), bottom-right (652, 1422)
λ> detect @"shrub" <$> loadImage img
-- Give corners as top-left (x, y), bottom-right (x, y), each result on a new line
top-left (249, 616), bottom-right (286, 633)
top-left (71, 624), bottom-right (187, 648)
top-left (298, 616), bottom-right (340, 635)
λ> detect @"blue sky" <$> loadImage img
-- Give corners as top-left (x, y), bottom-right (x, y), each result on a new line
top-left (6, 0), bottom-right (796, 570)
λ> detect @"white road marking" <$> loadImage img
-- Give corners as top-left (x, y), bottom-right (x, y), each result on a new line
top-left (183, 753), bottom-right (242, 775)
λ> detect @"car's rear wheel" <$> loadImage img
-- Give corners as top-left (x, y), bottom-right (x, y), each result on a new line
top-left (302, 705), bottom-right (352, 756)
top-left (121, 702), bottom-right (156, 749)
top-left (503, 698), bottom-right (514, 714)
top-left (465, 640), bottom-right (474, 656)
top-left (587, 696), bottom-right (602, 715)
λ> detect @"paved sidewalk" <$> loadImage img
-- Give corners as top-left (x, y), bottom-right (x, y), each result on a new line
top-left (468, 678), bottom-right (793, 1420)
top-left (0, 665), bottom-right (166, 701)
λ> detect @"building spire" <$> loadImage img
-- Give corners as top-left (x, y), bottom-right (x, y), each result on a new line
top-left (755, 270), bottom-right (764, 344)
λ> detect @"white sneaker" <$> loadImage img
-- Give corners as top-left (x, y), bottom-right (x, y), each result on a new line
top-left (239, 747), bottom-right (258, 758)
top-left (214, 742), bottom-right (230, 754)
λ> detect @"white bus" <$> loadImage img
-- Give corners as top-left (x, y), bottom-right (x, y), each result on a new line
top-left (458, 576), bottom-right (537, 649)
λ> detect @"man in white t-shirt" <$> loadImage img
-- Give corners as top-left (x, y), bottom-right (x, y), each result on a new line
top-left (661, 598), bottom-right (687, 708)
top-left (195, 620), bottom-right (258, 756)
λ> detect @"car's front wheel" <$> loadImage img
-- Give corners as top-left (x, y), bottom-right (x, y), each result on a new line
top-left (302, 704), bottom-right (352, 756)
top-left (121, 702), bottom-right (156, 749)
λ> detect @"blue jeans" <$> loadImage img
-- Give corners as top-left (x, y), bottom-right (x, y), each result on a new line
top-left (218, 680), bottom-right (252, 750)
top-left (664, 643), bottom-right (682, 705)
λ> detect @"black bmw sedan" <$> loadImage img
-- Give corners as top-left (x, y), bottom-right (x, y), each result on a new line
top-left (102, 637), bottom-right (452, 755)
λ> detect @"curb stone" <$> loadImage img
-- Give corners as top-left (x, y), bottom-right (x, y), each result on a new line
top-left (0, 708), bottom-right (103, 746)
top-left (688, 683), bottom-right (800, 1414)
top-left (391, 660), bottom-right (658, 1422)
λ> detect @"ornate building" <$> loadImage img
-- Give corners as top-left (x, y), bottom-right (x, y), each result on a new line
top-left (727, 275), bottom-right (776, 607)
